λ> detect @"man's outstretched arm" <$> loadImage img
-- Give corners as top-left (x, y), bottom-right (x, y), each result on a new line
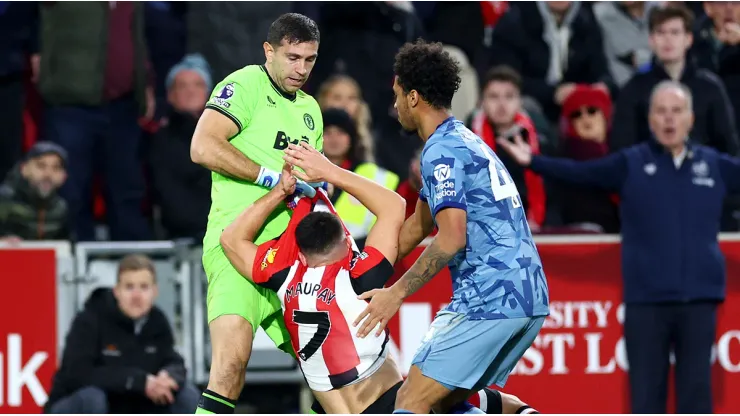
top-left (219, 166), bottom-right (297, 280)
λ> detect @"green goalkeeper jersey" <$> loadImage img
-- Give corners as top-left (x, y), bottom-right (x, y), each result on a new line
top-left (202, 65), bottom-right (323, 250)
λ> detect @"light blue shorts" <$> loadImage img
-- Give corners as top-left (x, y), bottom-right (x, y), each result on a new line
top-left (411, 311), bottom-right (545, 391)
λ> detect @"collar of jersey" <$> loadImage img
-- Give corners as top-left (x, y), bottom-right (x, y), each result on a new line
top-left (427, 116), bottom-right (458, 142)
top-left (261, 65), bottom-right (297, 102)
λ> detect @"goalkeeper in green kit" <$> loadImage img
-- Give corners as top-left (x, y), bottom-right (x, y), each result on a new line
top-left (190, 14), bottom-right (323, 414)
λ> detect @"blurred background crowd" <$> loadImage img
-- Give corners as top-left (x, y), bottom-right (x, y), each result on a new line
top-left (2, 0), bottom-right (739, 245)
top-left (2, 1), bottom-right (740, 414)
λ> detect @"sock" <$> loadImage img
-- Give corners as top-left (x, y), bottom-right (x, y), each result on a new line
top-left (516, 405), bottom-right (539, 414)
top-left (480, 388), bottom-right (503, 414)
top-left (393, 410), bottom-right (415, 414)
top-left (196, 389), bottom-right (236, 414)
top-left (449, 401), bottom-right (485, 414)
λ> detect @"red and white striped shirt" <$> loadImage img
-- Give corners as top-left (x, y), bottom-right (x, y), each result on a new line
top-left (251, 190), bottom-right (393, 391)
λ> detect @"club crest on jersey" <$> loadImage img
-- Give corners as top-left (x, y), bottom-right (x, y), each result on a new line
top-left (303, 113), bottom-right (315, 130)
top-left (261, 247), bottom-right (278, 271)
top-left (286, 282), bottom-right (336, 305)
top-left (211, 83), bottom-right (235, 108)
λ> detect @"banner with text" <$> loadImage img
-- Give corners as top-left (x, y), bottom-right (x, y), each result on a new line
top-left (0, 250), bottom-right (57, 413)
top-left (386, 239), bottom-right (740, 414)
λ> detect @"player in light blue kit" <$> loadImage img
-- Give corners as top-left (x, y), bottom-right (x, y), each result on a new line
top-left (353, 40), bottom-right (550, 414)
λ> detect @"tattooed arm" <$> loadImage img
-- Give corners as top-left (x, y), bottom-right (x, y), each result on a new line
top-left (392, 207), bottom-right (467, 298)
top-left (354, 207), bottom-right (468, 338)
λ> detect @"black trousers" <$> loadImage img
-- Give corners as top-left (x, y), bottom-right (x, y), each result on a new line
top-left (624, 301), bottom-right (718, 414)
top-left (0, 74), bottom-right (24, 182)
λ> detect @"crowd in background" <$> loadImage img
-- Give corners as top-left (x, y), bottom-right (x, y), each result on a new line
top-left (2, 2), bottom-right (740, 414)
top-left (1, 1), bottom-right (739, 244)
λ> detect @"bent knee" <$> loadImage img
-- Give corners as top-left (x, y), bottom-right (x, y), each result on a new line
top-left (78, 386), bottom-right (108, 413)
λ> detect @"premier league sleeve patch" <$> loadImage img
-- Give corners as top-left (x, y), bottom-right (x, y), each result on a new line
top-left (211, 83), bottom-right (235, 108)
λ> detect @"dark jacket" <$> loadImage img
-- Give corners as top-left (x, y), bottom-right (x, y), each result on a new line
top-left (488, 2), bottom-right (616, 121)
top-left (0, 168), bottom-right (68, 240)
top-left (45, 288), bottom-right (186, 413)
top-left (149, 111), bottom-right (211, 240)
top-left (38, 2), bottom-right (148, 113)
top-left (610, 59), bottom-right (739, 156)
top-left (530, 141), bottom-right (740, 304)
top-left (691, 16), bottom-right (740, 131)
top-left (0, 2), bottom-right (38, 78)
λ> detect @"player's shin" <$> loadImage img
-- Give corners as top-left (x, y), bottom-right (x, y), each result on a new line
top-left (196, 389), bottom-right (237, 414)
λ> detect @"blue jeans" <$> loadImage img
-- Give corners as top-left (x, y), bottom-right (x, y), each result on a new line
top-left (48, 384), bottom-right (201, 414)
top-left (44, 96), bottom-right (151, 241)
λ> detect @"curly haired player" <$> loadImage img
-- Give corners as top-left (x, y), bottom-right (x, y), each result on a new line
top-left (350, 40), bottom-right (550, 414)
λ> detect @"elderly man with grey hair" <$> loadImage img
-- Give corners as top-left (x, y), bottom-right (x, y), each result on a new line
top-left (496, 80), bottom-right (740, 413)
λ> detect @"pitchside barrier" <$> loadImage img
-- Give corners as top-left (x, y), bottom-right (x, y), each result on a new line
top-left (0, 235), bottom-right (738, 413)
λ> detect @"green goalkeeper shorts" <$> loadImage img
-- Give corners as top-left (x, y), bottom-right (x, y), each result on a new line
top-left (202, 245), bottom-right (293, 356)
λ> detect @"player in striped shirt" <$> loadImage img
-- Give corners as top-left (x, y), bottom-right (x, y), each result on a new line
top-left (220, 147), bottom-right (539, 414)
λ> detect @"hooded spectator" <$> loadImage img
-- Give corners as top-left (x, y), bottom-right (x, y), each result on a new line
top-left (489, 1), bottom-right (616, 122)
top-left (467, 65), bottom-right (546, 230)
top-left (45, 255), bottom-right (199, 414)
top-left (149, 54), bottom-right (212, 240)
top-left (610, 4), bottom-right (739, 155)
top-left (556, 85), bottom-right (620, 233)
top-left (0, 142), bottom-right (69, 242)
top-left (594, 1), bottom-right (660, 87)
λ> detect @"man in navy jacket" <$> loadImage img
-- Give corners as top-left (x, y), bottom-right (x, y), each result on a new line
top-left (497, 80), bottom-right (740, 414)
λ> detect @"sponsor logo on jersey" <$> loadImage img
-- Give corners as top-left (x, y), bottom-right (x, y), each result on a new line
top-left (211, 83), bottom-right (235, 108)
top-left (286, 282), bottom-right (336, 305)
top-left (261, 247), bottom-right (278, 271)
top-left (435, 180), bottom-right (456, 199)
top-left (433, 164), bottom-right (452, 182)
top-left (267, 96), bottom-right (276, 107)
top-left (273, 131), bottom-right (311, 150)
top-left (303, 113), bottom-right (315, 130)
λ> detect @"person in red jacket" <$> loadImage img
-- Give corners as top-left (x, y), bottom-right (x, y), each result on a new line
top-left (468, 65), bottom-right (546, 231)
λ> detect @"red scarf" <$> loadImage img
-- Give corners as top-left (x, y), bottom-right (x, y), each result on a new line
top-left (471, 110), bottom-right (546, 226)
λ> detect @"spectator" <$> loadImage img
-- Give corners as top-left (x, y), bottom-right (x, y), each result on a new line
top-left (0, 3), bottom-right (37, 182)
top-left (496, 81), bottom-right (740, 414)
top-left (692, 2), bottom-right (740, 125)
top-left (489, 1), bottom-right (616, 122)
top-left (149, 54), bottom-right (212, 241)
top-left (396, 146), bottom-right (424, 221)
top-left (610, 4), bottom-right (739, 155)
top-left (321, 108), bottom-right (399, 247)
top-left (187, 2), bottom-right (296, 81)
top-left (45, 254), bottom-right (199, 414)
top-left (309, 2), bottom-right (424, 179)
top-left (555, 85), bottom-right (620, 233)
top-left (144, 1), bottom-right (188, 121)
top-left (317, 74), bottom-right (375, 161)
top-left (38, 2), bottom-right (153, 241)
top-left (467, 66), bottom-right (546, 230)
top-left (594, 1), bottom-right (660, 87)
top-left (0, 142), bottom-right (69, 242)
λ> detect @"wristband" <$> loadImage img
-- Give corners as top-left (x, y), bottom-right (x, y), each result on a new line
top-left (254, 166), bottom-right (281, 189)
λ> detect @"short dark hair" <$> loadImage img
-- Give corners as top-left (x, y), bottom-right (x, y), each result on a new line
top-left (295, 212), bottom-right (345, 257)
top-left (117, 254), bottom-right (156, 283)
top-left (482, 65), bottom-right (522, 92)
top-left (648, 4), bottom-right (694, 33)
top-left (267, 13), bottom-right (320, 46)
top-left (393, 39), bottom-right (461, 110)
